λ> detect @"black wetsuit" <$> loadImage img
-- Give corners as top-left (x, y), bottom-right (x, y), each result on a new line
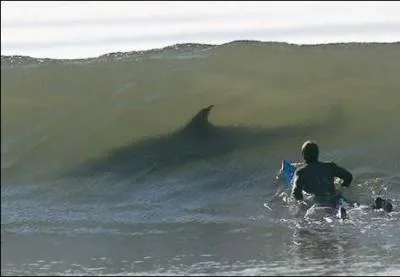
top-left (292, 161), bottom-right (353, 207)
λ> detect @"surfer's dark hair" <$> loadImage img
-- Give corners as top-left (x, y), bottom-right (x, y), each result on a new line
top-left (301, 140), bottom-right (319, 163)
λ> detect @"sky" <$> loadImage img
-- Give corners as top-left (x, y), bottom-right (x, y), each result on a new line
top-left (1, 1), bottom-right (400, 59)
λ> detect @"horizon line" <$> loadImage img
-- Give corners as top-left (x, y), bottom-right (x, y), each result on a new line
top-left (1, 39), bottom-right (399, 61)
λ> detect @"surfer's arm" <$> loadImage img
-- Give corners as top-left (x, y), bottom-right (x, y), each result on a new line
top-left (332, 163), bottom-right (353, 188)
top-left (291, 169), bottom-right (304, 200)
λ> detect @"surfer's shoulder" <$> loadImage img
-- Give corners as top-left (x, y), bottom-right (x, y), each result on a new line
top-left (294, 163), bottom-right (306, 175)
top-left (318, 160), bottom-right (337, 168)
top-left (327, 161), bottom-right (339, 169)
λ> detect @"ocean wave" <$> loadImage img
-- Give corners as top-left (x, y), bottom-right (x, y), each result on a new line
top-left (2, 41), bottom-right (399, 184)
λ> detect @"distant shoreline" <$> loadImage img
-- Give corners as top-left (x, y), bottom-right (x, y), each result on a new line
top-left (2, 40), bottom-right (399, 61)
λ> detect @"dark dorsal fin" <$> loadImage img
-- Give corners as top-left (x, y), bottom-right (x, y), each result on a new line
top-left (183, 104), bottom-right (214, 132)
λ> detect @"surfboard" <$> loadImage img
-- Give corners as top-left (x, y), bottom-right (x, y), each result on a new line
top-left (281, 160), bottom-right (296, 190)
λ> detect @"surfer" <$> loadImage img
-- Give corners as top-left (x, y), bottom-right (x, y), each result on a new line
top-left (291, 141), bottom-right (353, 213)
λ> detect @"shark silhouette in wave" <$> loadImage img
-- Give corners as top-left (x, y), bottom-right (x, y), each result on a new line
top-left (71, 104), bottom-right (344, 179)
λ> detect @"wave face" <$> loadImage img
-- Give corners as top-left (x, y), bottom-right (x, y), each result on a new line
top-left (2, 41), bottom-right (400, 275)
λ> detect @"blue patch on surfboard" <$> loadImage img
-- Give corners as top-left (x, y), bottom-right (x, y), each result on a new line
top-left (282, 160), bottom-right (297, 190)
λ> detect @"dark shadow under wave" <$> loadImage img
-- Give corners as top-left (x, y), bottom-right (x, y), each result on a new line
top-left (69, 103), bottom-right (345, 180)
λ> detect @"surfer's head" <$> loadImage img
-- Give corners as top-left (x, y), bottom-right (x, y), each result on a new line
top-left (301, 140), bottom-right (319, 163)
